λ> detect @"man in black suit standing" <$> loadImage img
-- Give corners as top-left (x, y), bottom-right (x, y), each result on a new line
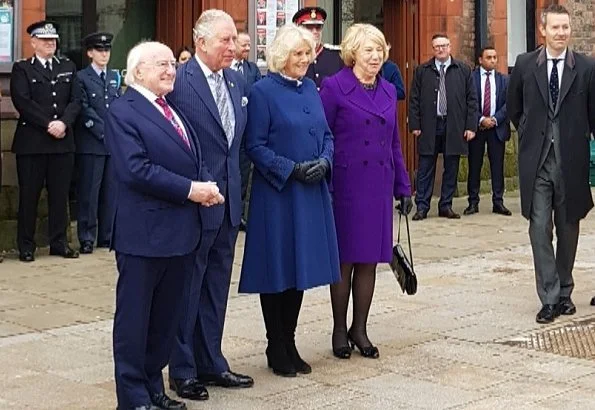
top-left (508, 4), bottom-right (595, 324)
top-left (10, 21), bottom-right (81, 262)
top-left (232, 32), bottom-right (261, 231)
top-left (464, 46), bottom-right (512, 217)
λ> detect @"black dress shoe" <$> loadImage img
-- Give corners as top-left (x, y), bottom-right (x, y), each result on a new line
top-left (536, 304), bottom-right (560, 324)
top-left (79, 241), bottom-right (94, 254)
top-left (198, 370), bottom-right (254, 388)
top-left (96, 241), bottom-right (110, 248)
top-left (493, 204), bottom-right (512, 216)
top-left (557, 297), bottom-right (576, 315)
top-left (347, 330), bottom-right (379, 359)
top-left (116, 405), bottom-right (159, 410)
top-left (168, 377), bottom-right (209, 401)
top-left (49, 246), bottom-right (79, 259)
top-left (19, 251), bottom-right (35, 262)
top-left (591, 296), bottom-right (595, 306)
top-left (438, 208), bottom-right (461, 219)
top-left (412, 210), bottom-right (427, 221)
top-left (151, 392), bottom-right (187, 410)
top-left (463, 204), bottom-right (479, 215)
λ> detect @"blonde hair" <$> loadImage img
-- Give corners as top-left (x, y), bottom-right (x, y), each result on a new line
top-left (266, 24), bottom-right (316, 73)
top-left (340, 24), bottom-right (389, 67)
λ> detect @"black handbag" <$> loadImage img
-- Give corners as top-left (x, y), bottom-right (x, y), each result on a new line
top-left (390, 213), bottom-right (417, 295)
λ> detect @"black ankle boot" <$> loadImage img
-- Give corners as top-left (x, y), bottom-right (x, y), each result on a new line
top-left (261, 293), bottom-right (297, 377)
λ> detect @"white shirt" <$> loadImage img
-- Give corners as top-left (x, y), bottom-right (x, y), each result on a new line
top-left (129, 83), bottom-right (188, 138)
top-left (91, 63), bottom-right (107, 79)
top-left (195, 54), bottom-right (236, 143)
top-left (546, 48), bottom-right (566, 90)
top-left (479, 67), bottom-right (497, 125)
top-left (435, 57), bottom-right (452, 116)
top-left (231, 59), bottom-right (243, 71)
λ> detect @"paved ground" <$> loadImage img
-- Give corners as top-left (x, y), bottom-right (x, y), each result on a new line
top-left (2, 193), bottom-right (595, 409)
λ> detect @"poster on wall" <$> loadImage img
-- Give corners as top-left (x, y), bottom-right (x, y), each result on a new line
top-left (255, 0), bottom-right (300, 68)
top-left (0, 0), bottom-right (14, 62)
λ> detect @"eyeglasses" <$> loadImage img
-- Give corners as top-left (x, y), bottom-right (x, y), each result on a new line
top-left (142, 60), bottom-right (179, 70)
top-left (433, 44), bottom-right (450, 50)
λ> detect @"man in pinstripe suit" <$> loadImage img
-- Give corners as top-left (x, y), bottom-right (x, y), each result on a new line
top-left (167, 10), bottom-right (253, 401)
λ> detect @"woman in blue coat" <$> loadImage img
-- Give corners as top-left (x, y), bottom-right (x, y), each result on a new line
top-left (239, 25), bottom-right (340, 377)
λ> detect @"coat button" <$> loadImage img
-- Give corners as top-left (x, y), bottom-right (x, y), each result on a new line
top-left (363, 160), bottom-right (368, 165)
top-left (52, 92), bottom-right (56, 96)
top-left (105, 95), bottom-right (108, 99)
top-left (106, 104), bottom-right (110, 108)
top-left (53, 115), bottom-right (58, 119)
top-left (51, 80), bottom-right (56, 85)
top-left (53, 103), bottom-right (57, 108)
top-left (303, 106), bottom-right (310, 114)
top-left (315, 73), bottom-right (319, 78)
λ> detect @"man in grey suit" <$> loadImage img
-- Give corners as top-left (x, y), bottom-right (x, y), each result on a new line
top-left (508, 4), bottom-right (595, 324)
top-left (167, 9), bottom-right (253, 401)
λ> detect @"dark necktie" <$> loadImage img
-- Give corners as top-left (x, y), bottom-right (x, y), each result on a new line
top-left (154, 97), bottom-right (191, 150)
top-left (45, 60), bottom-right (52, 73)
top-left (549, 59), bottom-right (560, 110)
top-left (483, 71), bottom-right (491, 117)
top-left (438, 64), bottom-right (447, 116)
top-left (100, 71), bottom-right (106, 85)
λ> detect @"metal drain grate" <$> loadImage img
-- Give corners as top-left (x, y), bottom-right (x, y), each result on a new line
top-left (502, 317), bottom-right (595, 360)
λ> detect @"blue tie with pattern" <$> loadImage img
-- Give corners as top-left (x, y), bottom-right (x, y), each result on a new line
top-left (549, 59), bottom-right (560, 110)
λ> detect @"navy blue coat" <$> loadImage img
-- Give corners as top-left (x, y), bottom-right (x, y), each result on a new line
top-left (381, 60), bottom-right (406, 101)
top-left (237, 60), bottom-right (262, 89)
top-left (473, 68), bottom-right (510, 142)
top-left (75, 65), bottom-right (121, 154)
top-left (238, 73), bottom-right (341, 293)
top-left (104, 87), bottom-right (207, 257)
top-left (168, 57), bottom-right (247, 230)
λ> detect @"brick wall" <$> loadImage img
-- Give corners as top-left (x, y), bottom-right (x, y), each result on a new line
top-left (487, 0), bottom-right (509, 71)
top-left (561, 0), bottom-right (595, 56)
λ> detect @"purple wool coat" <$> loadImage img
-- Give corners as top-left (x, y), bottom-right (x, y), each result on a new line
top-left (320, 67), bottom-right (411, 263)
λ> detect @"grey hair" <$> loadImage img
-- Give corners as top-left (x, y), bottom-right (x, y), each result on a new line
top-left (267, 24), bottom-right (316, 73)
top-left (124, 41), bottom-right (170, 85)
top-left (193, 9), bottom-right (234, 42)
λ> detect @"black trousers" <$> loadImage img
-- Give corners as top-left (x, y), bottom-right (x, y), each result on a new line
top-left (467, 129), bottom-right (505, 206)
top-left (16, 153), bottom-right (74, 253)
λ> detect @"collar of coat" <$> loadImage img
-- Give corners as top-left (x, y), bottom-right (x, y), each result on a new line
top-left (422, 57), bottom-right (466, 71)
top-left (535, 46), bottom-right (575, 69)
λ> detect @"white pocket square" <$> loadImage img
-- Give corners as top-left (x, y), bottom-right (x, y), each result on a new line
top-left (241, 97), bottom-right (248, 107)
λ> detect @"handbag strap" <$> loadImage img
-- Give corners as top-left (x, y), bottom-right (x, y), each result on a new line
top-left (397, 213), bottom-right (414, 267)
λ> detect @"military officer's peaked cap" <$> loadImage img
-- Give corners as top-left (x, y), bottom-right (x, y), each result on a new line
top-left (27, 20), bottom-right (60, 39)
top-left (82, 32), bottom-right (114, 50)
top-left (292, 7), bottom-right (327, 26)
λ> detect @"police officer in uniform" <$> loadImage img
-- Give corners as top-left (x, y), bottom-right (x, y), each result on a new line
top-left (76, 32), bottom-right (120, 254)
top-left (292, 7), bottom-right (343, 90)
top-left (10, 21), bottom-right (81, 262)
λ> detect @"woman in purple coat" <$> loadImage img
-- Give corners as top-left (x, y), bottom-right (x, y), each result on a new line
top-left (320, 24), bottom-right (412, 359)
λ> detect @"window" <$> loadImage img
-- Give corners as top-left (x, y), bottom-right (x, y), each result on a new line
top-left (0, 0), bottom-right (19, 69)
top-left (507, 0), bottom-right (527, 67)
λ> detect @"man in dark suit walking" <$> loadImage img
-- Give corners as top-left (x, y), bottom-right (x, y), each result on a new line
top-left (464, 46), bottom-right (512, 217)
top-left (232, 32), bottom-right (261, 231)
top-left (168, 10), bottom-right (253, 402)
top-left (106, 41), bottom-right (223, 410)
top-left (10, 20), bottom-right (81, 262)
top-left (409, 33), bottom-right (477, 221)
top-left (508, 4), bottom-right (595, 324)
top-left (75, 32), bottom-right (120, 254)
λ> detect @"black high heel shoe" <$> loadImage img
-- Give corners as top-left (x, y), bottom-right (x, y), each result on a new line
top-left (347, 330), bottom-right (379, 359)
top-left (332, 330), bottom-right (353, 359)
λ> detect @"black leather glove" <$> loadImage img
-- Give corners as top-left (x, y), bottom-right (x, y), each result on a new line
top-left (397, 196), bottom-right (413, 215)
top-left (304, 159), bottom-right (330, 183)
top-left (291, 161), bottom-right (317, 183)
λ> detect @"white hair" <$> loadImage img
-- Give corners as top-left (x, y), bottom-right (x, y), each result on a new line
top-left (193, 9), bottom-right (234, 42)
top-left (267, 24), bottom-right (315, 73)
top-left (124, 41), bottom-right (170, 86)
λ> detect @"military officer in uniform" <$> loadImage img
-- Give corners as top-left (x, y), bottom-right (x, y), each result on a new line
top-left (75, 32), bottom-right (120, 254)
top-left (292, 7), bottom-right (343, 90)
top-left (10, 21), bottom-right (81, 262)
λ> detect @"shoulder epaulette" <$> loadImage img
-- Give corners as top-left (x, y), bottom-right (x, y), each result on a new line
top-left (323, 44), bottom-right (341, 51)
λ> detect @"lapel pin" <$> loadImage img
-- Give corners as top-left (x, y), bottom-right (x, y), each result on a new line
top-left (229, 81), bottom-right (234, 88)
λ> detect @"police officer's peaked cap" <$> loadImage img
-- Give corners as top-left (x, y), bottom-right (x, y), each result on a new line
top-left (27, 20), bottom-right (60, 39)
top-left (82, 32), bottom-right (114, 50)
top-left (292, 7), bottom-right (327, 26)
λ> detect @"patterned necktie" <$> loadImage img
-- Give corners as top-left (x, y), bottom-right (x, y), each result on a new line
top-left (236, 61), bottom-right (244, 74)
top-left (211, 73), bottom-right (234, 147)
top-left (154, 97), bottom-right (191, 150)
top-left (483, 71), bottom-right (491, 117)
top-left (438, 64), bottom-right (447, 116)
top-left (549, 59), bottom-right (560, 110)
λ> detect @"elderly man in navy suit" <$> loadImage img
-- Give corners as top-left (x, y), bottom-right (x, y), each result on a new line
top-left (105, 41), bottom-right (224, 410)
top-left (75, 32), bottom-right (120, 254)
top-left (464, 46), bottom-right (512, 216)
top-left (232, 31), bottom-right (261, 231)
top-left (168, 9), bottom-right (253, 402)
